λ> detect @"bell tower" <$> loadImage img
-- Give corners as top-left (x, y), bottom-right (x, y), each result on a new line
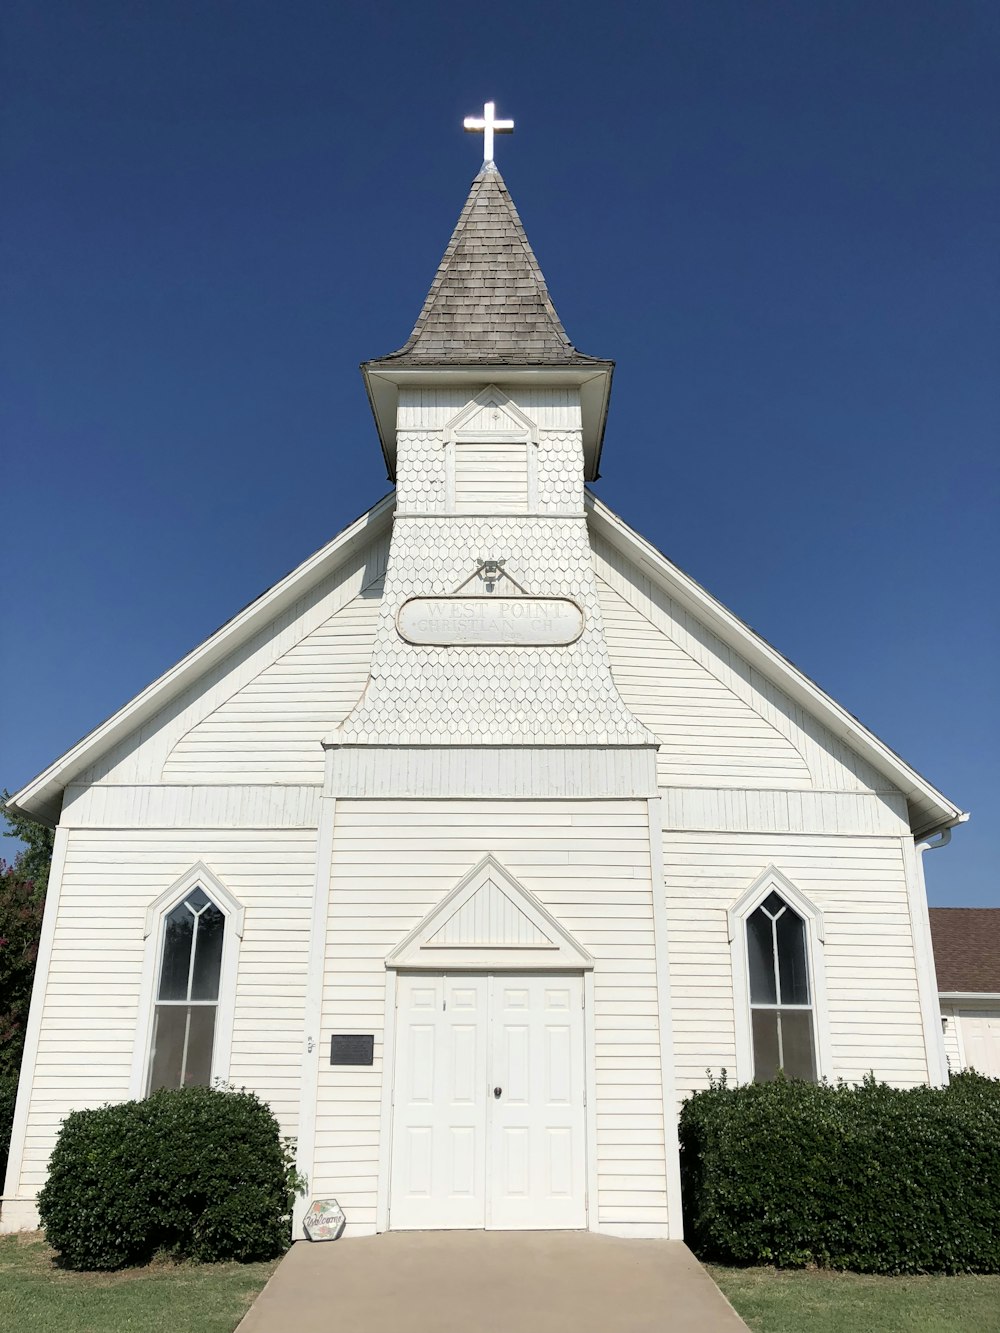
top-left (334, 108), bottom-right (654, 771)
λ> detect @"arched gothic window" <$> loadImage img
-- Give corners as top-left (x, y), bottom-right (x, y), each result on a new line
top-left (133, 864), bottom-right (244, 1098)
top-left (729, 867), bottom-right (828, 1085)
top-left (746, 892), bottom-right (815, 1080)
top-left (148, 887), bottom-right (225, 1092)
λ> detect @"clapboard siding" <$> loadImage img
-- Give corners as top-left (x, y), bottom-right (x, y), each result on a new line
top-left (13, 828), bottom-right (315, 1198)
top-left (312, 800), bottom-right (668, 1232)
top-left (940, 1003), bottom-right (963, 1072)
top-left (593, 530), bottom-right (900, 798)
top-left (78, 528), bottom-right (388, 787)
top-left (662, 828), bottom-right (929, 1108)
top-left (164, 589), bottom-right (381, 782)
top-left (454, 441), bottom-right (528, 511)
top-left (599, 576), bottom-right (811, 788)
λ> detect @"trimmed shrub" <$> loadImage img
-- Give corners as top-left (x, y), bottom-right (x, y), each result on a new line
top-left (38, 1086), bottom-right (294, 1270)
top-left (679, 1071), bottom-right (1000, 1274)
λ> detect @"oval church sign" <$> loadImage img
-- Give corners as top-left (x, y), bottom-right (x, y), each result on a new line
top-left (397, 597), bottom-right (584, 647)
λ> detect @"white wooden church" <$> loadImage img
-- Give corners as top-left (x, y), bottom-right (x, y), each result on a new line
top-left (3, 108), bottom-right (966, 1241)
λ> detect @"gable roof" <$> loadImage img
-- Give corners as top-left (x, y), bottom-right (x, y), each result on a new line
top-left (7, 495), bottom-right (395, 826)
top-left (930, 908), bottom-right (1000, 993)
top-left (366, 165), bottom-right (607, 370)
top-left (8, 488), bottom-right (966, 841)
top-left (586, 492), bottom-right (966, 840)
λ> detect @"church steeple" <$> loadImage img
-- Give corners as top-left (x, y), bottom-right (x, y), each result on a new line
top-left (362, 158), bottom-right (614, 481)
top-left (368, 165), bottom-right (606, 369)
top-left (339, 126), bottom-right (650, 753)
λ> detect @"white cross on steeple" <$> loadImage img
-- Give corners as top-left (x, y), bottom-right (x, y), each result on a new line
top-left (463, 100), bottom-right (514, 166)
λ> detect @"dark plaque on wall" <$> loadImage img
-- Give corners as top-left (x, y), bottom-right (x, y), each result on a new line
top-left (330, 1034), bottom-right (374, 1066)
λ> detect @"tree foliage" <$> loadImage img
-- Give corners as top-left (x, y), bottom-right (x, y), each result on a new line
top-left (0, 860), bottom-right (45, 1079)
top-left (0, 794), bottom-right (52, 1177)
top-left (1, 791), bottom-right (54, 896)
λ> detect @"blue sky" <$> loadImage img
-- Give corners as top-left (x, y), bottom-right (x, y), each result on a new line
top-left (2, 1), bottom-right (997, 905)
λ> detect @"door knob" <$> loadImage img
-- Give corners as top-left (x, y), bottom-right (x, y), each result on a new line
top-left (493, 1086), bottom-right (502, 1098)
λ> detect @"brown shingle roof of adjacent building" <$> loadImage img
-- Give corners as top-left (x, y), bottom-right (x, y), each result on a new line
top-left (367, 164), bottom-right (608, 368)
top-left (929, 908), bottom-right (1000, 992)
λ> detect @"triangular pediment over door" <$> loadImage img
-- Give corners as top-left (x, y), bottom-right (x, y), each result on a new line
top-left (387, 855), bottom-right (593, 972)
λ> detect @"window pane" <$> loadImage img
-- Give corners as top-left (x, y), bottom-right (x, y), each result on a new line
top-left (775, 906), bottom-right (809, 1005)
top-left (148, 1005), bottom-right (216, 1092)
top-left (158, 904), bottom-right (194, 1001)
top-left (778, 1008), bottom-right (816, 1080)
top-left (185, 887), bottom-right (210, 912)
top-left (751, 1009), bottom-right (780, 1081)
top-left (191, 902), bottom-right (225, 1001)
top-left (747, 909), bottom-right (777, 1004)
top-left (761, 891), bottom-right (785, 917)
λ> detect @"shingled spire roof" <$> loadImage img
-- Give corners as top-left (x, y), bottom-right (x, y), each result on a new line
top-left (367, 165), bottom-right (608, 368)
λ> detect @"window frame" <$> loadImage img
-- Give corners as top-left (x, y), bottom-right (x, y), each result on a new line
top-left (130, 862), bottom-right (244, 1097)
top-left (728, 865), bottom-right (831, 1084)
top-left (441, 385), bottom-right (539, 514)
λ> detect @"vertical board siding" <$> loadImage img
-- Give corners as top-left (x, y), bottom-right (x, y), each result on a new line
top-left (429, 880), bottom-right (549, 945)
top-left (313, 800), bottom-right (668, 1232)
top-left (397, 386), bottom-right (581, 432)
top-left (662, 828), bottom-right (929, 1109)
top-left (659, 788), bottom-right (910, 837)
top-left (79, 529), bottom-right (389, 787)
top-left (592, 530), bottom-right (900, 799)
top-left (15, 828), bottom-right (315, 1197)
top-left (454, 441), bottom-right (528, 512)
top-left (61, 784), bottom-right (322, 829)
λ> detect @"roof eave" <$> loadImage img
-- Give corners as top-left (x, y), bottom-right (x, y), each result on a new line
top-left (585, 492), bottom-right (967, 839)
top-left (361, 360), bottom-right (614, 482)
top-left (7, 495), bottom-right (397, 827)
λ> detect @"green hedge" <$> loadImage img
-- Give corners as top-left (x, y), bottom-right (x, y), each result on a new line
top-left (38, 1086), bottom-right (295, 1270)
top-left (679, 1072), bottom-right (1000, 1274)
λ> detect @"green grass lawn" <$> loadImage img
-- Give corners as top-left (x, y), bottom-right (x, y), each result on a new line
top-left (0, 1232), bottom-right (279, 1333)
top-left (711, 1264), bottom-right (1000, 1333)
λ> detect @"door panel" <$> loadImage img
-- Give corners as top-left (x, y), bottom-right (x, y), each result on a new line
top-left (488, 975), bottom-right (587, 1229)
top-left (390, 974), bottom-right (488, 1229)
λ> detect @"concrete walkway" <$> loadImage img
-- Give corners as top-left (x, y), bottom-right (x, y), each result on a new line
top-left (236, 1231), bottom-right (749, 1333)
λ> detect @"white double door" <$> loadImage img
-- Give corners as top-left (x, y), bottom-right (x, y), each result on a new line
top-left (390, 972), bottom-right (587, 1230)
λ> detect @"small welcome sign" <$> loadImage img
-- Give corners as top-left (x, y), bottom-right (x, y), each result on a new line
top-left (303, 1198), bottom-right (346, 1241)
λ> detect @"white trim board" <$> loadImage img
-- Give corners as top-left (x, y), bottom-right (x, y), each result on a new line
top-left (293, 793), bottom-right (338, 1237)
